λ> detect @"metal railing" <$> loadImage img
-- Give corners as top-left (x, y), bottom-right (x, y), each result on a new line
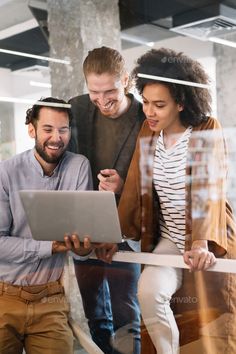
top-left (70, 250), bottom-right (236, 354)
top-left (111, 251), bottom-right (236, 273)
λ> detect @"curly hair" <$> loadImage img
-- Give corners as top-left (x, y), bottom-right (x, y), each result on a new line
top-left (83, 46), bottom-right (132, 94)
top-left (132, 48), bottom-right (212, 127)
top-left (25, 97), bottom-right (73, 127)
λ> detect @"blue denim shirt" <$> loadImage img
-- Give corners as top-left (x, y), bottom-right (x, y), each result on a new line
top-left (0, 149), bottom-right (92, 285)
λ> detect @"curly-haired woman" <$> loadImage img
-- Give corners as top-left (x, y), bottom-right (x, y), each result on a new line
top-left (118, 48), bottom-right (236, 354)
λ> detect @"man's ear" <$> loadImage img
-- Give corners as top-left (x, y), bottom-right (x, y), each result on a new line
top-left (28, 123), bottom-right (36, 138)
top-left (122, 72), bottom-right (129, 88)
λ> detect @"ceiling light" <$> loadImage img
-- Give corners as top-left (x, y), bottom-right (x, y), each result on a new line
top-left (0, 96), bottom-right (71, 108)
top-left (0, 48), bottom-right (70, 65)
top-left (30, 81), bottom-right (52, 88)
top-left (137, 73), bottom-right (211, 89)
top-left (209, 36), bottom-right (236, 48)
top-left (0, 19), bottom-right (38, 40)
top-left (121, 33), bottom-right (154, 47)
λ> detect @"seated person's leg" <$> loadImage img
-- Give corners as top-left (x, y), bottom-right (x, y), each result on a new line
top-left (74, 258), bottom-right (114, 354)
top-left (0, 294), bottom-right (24, 354)
top-left (138, 238), bottom-right (182, 354)
top-left (24, 294), bottom-right (73, 354)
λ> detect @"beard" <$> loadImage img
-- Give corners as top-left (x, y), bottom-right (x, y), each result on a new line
top-left (94, 99), bottom-right (118, 117)
top-left (35, 140), bottom-right (66, 164)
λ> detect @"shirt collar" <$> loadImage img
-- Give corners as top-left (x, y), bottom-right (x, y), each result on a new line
top-left (29, 148), bottom-right (66, 177)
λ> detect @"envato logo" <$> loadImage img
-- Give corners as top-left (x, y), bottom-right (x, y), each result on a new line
top-left (161, 56), bottom-right (191, 64)
top-left (41, 296), bottom-right (69, 304)
top-left (171, 296), bottom-right (198, 304)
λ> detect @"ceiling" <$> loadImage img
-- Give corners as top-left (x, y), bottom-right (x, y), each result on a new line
top-left (0, 0), bottom-right (236, 71)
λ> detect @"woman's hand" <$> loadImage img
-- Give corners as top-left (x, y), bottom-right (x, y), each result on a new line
top-left (183, 240), bottom-right (216, 271)
top-left (95, 243), bottom-right (118, 263)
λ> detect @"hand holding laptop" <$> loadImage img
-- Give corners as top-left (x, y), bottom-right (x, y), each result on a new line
top-left (52, 233), bottom-right (118, 263)
top-left (52, 234), bottom-right (93, 257)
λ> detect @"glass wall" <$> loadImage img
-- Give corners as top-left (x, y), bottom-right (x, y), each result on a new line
top-left (0, 1), bottom-right (236, 354)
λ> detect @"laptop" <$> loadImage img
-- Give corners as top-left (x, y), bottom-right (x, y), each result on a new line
top-left (19, 190), bottom-right (123, 243)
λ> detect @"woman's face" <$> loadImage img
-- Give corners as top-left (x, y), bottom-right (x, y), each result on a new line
top-left (142, 83), bottom-right (184, 133)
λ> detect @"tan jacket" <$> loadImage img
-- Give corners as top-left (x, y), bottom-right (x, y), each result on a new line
top-left (118, 118), bottom-right (236, 353)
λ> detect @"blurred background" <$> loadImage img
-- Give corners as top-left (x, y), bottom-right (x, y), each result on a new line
top-left (1, 0), bottom-right (236, 158)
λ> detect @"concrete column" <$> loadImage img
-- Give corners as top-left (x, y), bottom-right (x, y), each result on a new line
top-left (47, 0), bottom-right (121, 100)
top-left (214, 33), bottom-right (236, 126)
top-left (0, 102), bottom-right (15, 160)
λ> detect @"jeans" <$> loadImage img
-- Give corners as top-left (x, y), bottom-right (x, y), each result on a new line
top-left (74, 242), bottom-right (141, 354)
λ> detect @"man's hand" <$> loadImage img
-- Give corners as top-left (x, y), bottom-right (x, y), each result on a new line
top-left (52, 234), bottom-right (93, 256)
top-left (95, 243), bottom-right (118, 263)
top-left (183, 240), bottom-right (216, 271)
top-left (97, 169), bottom-right (124, 194)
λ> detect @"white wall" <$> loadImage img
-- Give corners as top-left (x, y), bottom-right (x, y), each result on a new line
top-left (122, 35), bottom-right (217, 117)
top-left (0, 67), bottom-right (50, 155)
top-left (0, 67), bottom-right (13, 96)
top-left (122, 35), bottom-right (214, 72)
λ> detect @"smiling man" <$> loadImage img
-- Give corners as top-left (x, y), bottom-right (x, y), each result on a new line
top-left (86, 71), bottom-right (130, 118)
top-left (28, 104), bottom-right (71, 174)
top-left (68, 47), bottom-right (145, 354)
top-left (0, 97), bottom-right (93, 354)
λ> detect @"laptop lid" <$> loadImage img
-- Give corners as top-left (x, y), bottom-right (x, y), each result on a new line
top-left (19, 190), bottom-right (122, 243)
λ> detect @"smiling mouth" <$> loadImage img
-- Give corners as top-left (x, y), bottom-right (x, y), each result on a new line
top-left (98, 101), bottom-right (114, 110)
top-left (45, 144), bottom-right (64, 151)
